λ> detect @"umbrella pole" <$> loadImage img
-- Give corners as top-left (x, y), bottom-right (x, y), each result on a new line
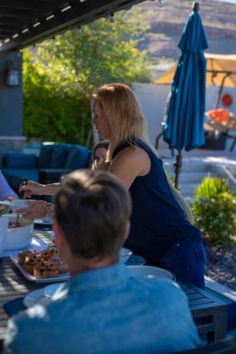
top-left (174, 151), bottom-right (182, 189)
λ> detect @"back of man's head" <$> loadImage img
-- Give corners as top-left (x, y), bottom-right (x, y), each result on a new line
top-left (55, 170), bottom-right (131, 261)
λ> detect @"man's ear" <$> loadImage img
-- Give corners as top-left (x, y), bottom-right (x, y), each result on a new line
top-left (123, 221), bottom-right (130, 243)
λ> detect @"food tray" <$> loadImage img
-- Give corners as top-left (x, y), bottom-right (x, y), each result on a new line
top-left (10, 256), bottom-right (70, 283)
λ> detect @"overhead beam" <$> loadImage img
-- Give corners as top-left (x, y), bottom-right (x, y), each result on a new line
top-left (0, 18), bottom-right (30, 25)
top-left (0, 0), bottom-right (62, 11)
top-left (0, 0), bottom-right (144, 51)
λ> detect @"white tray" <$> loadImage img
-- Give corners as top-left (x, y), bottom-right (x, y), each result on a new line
top-left (10, 256), bottom-right (70, 283)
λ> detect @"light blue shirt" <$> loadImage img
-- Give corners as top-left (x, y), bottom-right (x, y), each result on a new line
top-left (4, 264), bottom-right (200, 354)
top-left (0, 173), bottom-right (17, 201)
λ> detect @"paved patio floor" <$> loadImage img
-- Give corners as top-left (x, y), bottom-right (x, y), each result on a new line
top-left (159, 146), bottom-right (236, 200)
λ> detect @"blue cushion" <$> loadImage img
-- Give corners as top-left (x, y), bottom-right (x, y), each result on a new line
top-left (2, 169), bottom-right (39, 182)
top-left (65, 145), bottom-right (91, 169)
top-left (50, 144), bottom-right (70, 168)
top-left (5, 153), bottom-right (36, 169)
top-left (38, 144), bottom-right (54, 169)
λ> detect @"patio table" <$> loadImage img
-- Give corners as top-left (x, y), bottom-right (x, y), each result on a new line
top-left (0, 231), bottom-right (228, 352)
top-left (180, 282), bottom-right (228, 343)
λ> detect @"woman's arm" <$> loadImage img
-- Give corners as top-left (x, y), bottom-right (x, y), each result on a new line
top-left (19, 181), bottom-right (60, 197)
top-left (108, 146), bottom-right (151, 189)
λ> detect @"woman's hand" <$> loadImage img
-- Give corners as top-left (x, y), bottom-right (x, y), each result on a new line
top-left (19, 181), bottom-right (45, 198)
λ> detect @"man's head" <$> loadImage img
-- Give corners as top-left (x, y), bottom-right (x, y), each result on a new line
top-left (54, 170), bottom-right (131, 269)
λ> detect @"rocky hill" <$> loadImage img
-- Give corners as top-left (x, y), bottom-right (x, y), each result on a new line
top-left (139, 0), bottom-right (236, 60)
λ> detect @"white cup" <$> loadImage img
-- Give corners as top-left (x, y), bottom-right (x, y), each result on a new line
top-left (0, 215), bottom-right (9, 256)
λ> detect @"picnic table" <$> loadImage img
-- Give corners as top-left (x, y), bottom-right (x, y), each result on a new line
top-left (0, 231), bottom-right (229, 352)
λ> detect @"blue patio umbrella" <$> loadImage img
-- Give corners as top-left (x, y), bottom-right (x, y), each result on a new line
top-left (163, 2), bottom-right (208, 188)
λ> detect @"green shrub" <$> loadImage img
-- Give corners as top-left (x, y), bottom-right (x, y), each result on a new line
top-left (22, 7), bottom-right (152, 146)
top-left (192, 177), bottom-right (236, 246)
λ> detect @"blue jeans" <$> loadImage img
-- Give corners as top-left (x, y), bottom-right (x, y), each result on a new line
top-left (160, 239), bottom-right (207, 289)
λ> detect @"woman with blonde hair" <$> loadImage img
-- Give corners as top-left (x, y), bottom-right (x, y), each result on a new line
top-left (92, 83), bottom-right (206, 288)
top-left (21, 83), bottom-right (206, 288)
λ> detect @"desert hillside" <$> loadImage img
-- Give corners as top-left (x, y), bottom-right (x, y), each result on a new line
top-left (139, 0), bottom-right (236, 60)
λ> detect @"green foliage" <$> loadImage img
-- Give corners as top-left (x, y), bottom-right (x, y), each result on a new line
top-left (0, 205), bottom-right (8, 216)
top-left (22, 7), bottom-right (152, 146)
top-left (195, 176), bottom-right (230, 199)
top-left (192, 177), bottom-right (236, 246)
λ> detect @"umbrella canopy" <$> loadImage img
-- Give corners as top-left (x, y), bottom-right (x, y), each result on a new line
top-left (163, 3), bottom-right (208, 153)
top-left (155, 53), bottom-right (236, 88)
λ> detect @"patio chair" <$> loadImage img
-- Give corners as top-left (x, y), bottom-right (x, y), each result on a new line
top-left (1, 143), bottom-right (91, 193)
top-left (204, 109), bottom-right (236, 152)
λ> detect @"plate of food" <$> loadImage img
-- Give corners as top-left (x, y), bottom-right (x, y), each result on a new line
top-left (10, 246), bottom-right (70, 283)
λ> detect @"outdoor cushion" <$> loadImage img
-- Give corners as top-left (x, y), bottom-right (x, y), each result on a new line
top-left (50, 144), bottom-right (70, 168)
top-left (38, 144), bottom-right (54, 169)
top-left (65, 145), bottom-right (91, 169)
top-left (2, 143), bottom-right (91, 187)
top-left (4, 152), bottom-right (37, 169)
top-left (2, 168), bottom-right (39, 182)
top-left (2, 169), bottom-right (39, 194)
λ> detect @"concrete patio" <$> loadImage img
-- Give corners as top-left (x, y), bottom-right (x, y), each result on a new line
top-left (159, 144), bottom-right (236, 202)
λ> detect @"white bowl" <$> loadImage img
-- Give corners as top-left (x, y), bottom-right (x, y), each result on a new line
top-left (127, 265), bottom-right (175, 281)
top-left (3, 214), bottom-right (34, 251)
top-left (119, 248), bottom-right (133, 264)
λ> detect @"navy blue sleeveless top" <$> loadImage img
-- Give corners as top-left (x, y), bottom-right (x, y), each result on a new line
top-left (113, 139), bottom-right (202, 262)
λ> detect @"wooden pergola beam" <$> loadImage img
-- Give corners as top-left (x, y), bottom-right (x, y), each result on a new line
top-left (0, 0), bottom-right (144, 51)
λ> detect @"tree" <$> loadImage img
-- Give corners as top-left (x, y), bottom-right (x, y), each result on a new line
top-left (23, 6), bottom-right (152, 146)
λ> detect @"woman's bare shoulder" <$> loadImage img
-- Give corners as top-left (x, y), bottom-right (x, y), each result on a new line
top-left (108, 145), bottom-right (151, 189)
top-left (114, 145), bottom-right (149, 162)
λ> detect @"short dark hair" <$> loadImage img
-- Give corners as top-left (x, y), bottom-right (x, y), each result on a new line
top-left (55, 170), bottom-right (131, 260)
top-left (93, 140), bottom-right (109, 155)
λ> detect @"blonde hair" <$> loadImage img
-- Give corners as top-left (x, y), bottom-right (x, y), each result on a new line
top-left (92, 84), bottom-right (194, 224)
top-left (92, 83), bottom-right (145, 159)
